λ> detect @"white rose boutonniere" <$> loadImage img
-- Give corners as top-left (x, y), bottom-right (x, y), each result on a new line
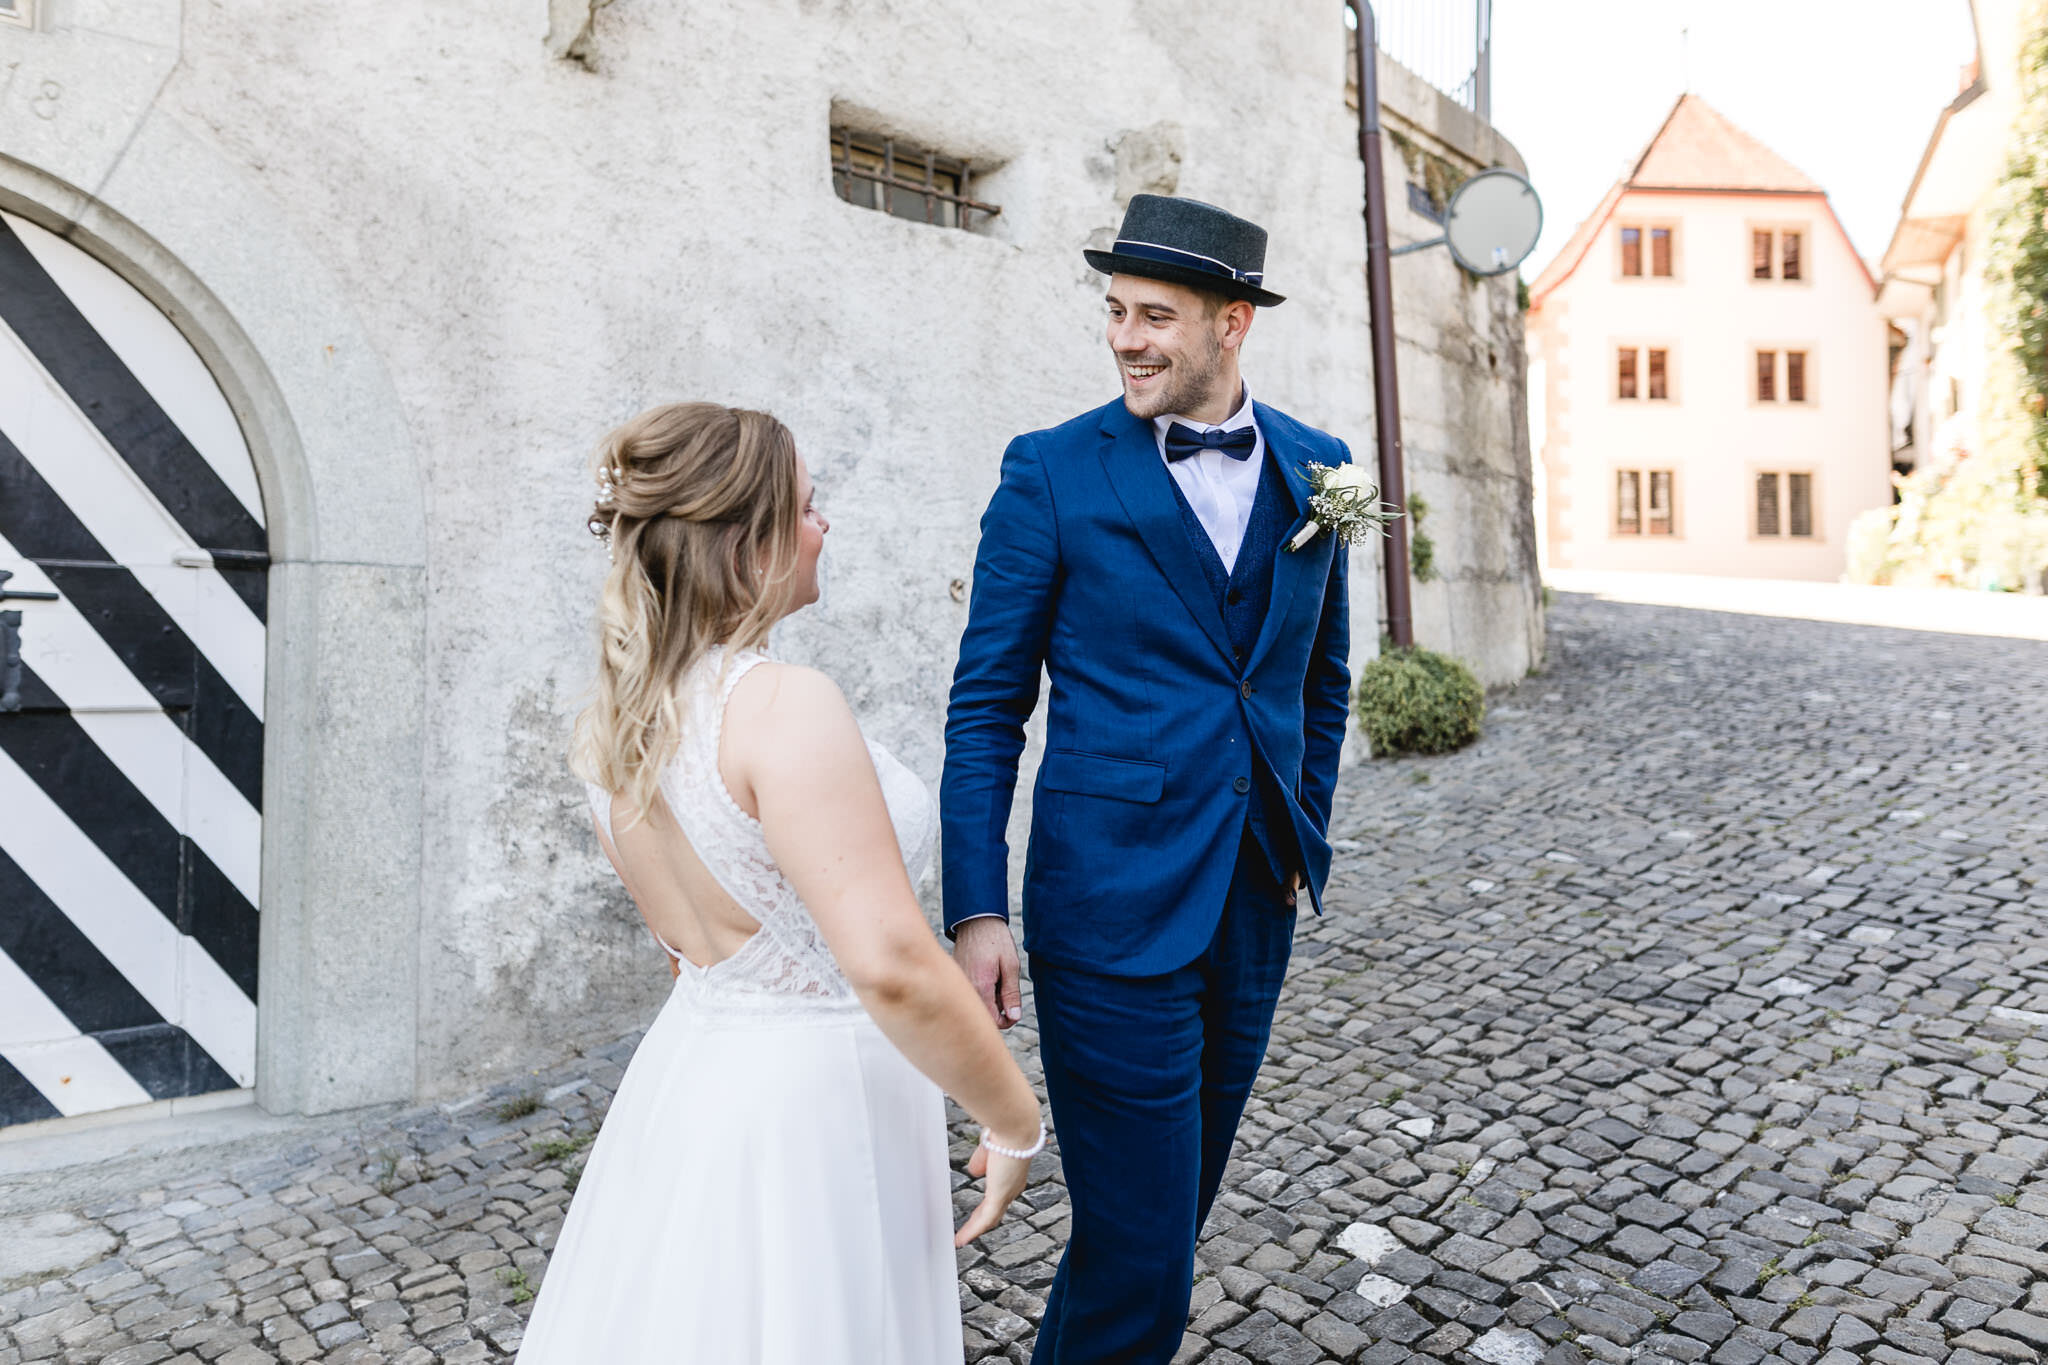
top-left (1287, 462), bottom-right (1403, 551)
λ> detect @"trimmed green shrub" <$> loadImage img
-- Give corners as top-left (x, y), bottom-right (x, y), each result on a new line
top-left (1354, 647), bottom-right (1484, 757)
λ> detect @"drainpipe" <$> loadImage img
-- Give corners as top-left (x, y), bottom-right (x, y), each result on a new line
top-left (1352, 1), bottom-right (1414, 650)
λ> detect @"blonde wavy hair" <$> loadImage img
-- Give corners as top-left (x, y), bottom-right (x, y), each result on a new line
top-left (570, 401), bottom-right (804, 827)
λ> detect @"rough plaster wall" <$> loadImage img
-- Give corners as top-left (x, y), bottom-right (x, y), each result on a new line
top-left (159, 0), bottom-right (1399, 1095)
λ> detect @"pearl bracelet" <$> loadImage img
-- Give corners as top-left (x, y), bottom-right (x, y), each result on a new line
top-left (980, 1122), bottom-right (1048, 1160)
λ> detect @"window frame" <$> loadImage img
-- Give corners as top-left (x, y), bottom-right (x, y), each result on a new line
top-left (829, 127), bottom-right (1001, 231)
top-left (1612, 341), bottom-right (1677, 403)
top-left (0, 0), bottom-right (33, 28)
top-left (1751, 346), bottom-right (1816, 406)
top-left (1748, 222), bottom-right (1814, 286)
top-left (1615, 220), bottom-right (1679, 281)
top-left (1751, 469), bottom-right (1822, 541)
top-left (1612, 466), bottom-right (1679, 538)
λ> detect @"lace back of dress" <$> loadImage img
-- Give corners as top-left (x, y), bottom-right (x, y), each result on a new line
top-left (653, 648), bottom-right (863, 1019)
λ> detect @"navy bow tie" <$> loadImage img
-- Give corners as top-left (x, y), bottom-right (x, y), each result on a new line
top-left (1163, 422), bottom-right (1257, 463)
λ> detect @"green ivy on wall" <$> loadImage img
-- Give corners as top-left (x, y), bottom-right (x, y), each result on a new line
top-left (1848, 6), bottom-right (2048, 592)
top-left (1986, 2), bottom-right (2048, 498)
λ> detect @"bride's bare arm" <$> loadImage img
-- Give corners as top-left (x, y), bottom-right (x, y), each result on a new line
top-left (729, 664), bottom-right (1041, 1234)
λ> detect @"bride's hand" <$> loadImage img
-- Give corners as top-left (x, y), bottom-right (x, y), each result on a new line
top-left (953, 1140), bottom-right (1033, 1247)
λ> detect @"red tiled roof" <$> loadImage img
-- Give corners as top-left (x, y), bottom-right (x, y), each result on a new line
top-left (1530, 94), bottom-right (1851, 308)
top-left (1628, 94), bottom-right (1822, 193)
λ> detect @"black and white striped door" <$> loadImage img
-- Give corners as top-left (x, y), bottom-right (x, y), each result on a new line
top-left (0, 209), bottom-right (265, 1127)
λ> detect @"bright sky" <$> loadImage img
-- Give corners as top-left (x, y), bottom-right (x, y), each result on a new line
top-left (1488, 0), bottom-right (1982, 275)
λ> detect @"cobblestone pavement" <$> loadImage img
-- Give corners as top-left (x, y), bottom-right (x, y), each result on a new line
top-left (5, 591), bottom-right (2047, 1365)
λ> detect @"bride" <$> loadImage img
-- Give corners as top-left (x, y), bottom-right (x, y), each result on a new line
top-left (516, 402), bottom-right (1043, 1362)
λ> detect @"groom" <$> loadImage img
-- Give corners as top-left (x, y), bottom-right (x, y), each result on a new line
top-left (943, 195), bottom-right (1352, 1361)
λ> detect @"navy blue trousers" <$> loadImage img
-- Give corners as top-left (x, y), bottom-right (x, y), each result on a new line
top-left (1027, 832), bottom-right (1296, 1364)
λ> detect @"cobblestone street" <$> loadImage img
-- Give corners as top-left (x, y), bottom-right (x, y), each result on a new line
top-left (5, 590), bottom-right (2047, 1365)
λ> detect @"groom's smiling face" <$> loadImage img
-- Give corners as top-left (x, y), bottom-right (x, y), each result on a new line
top-left (1105, 274), bottom-right (1251, 422)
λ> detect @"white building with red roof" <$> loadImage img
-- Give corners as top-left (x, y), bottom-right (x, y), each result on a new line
top-left (1527, 95), bottom-right (1891, 580)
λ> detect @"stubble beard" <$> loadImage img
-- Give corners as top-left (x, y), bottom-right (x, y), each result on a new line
top-left (1122, 329), bottom-right (1227, 421)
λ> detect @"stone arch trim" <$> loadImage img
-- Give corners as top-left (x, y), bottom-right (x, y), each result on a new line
top-left (0, 151), bottom-right (427, 1116)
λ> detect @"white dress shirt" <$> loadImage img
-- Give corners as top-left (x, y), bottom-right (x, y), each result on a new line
top-left (1153, 385), bottom-right (1264, 575)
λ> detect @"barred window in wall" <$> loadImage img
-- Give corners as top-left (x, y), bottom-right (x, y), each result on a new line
top-left (0, 0), bottom-right (32, 27)
top-left (830, 129), bottom-right (1000, 231)
top-left (1755, 473), bottom-right (1815, 538)
top-left (1615, 469), bottom-right (1675, 535)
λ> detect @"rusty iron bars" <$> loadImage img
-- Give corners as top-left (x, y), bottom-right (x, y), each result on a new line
top-left (830, 128), bottom-right (1001, 231)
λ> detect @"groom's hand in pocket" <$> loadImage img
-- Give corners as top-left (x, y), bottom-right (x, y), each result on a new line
top-left (952, 917), bottom-right (1024, 1029)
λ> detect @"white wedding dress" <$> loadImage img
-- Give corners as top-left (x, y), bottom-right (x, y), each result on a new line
top-left (516, 646), bottom-right (960, 1363)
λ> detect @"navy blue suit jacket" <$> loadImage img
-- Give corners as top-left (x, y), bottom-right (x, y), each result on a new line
top-left (941, 396), bottom-right (1352, 977)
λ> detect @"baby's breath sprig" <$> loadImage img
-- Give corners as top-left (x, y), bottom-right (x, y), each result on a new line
top-left (1287, 463), bottom-right (1404, 551)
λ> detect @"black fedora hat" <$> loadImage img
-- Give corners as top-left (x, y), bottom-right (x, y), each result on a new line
top-left (1084, 194), bottom-right (1286, 307)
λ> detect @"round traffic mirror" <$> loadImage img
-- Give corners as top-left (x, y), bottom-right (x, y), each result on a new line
top-left (1444, 169), bottom-right (1543, 277)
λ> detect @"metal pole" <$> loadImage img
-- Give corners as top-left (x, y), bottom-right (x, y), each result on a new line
top-left (1475, 0), bottom-right (1492, 122)
top-left (1353, 1), bottom-right (1414, 650)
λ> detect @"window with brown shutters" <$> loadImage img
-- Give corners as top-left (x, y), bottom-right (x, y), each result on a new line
top-left (1754, 473), bottom-right (1816, 538)
top-left (1756, 350), bottom-right (1776, 402)
top-left (1753, 230), bottom-right (1773, 280)
top-left (1647, 471), bottom-right (1673, 535)
top-left (1786, 350), bottom-right (1807, 402)
top-left (1787, 473), bottom-right (1813, 536)
top-left (1620, 226), bottom-right (1642, 277)
top-left (1614, 469), bottom-right (1675, 536)
top-left (1781, 231), bottom-right (1802, 281)
top-left (1651, 227), bottom-right (1672, 277)
top-left (1617, 347), bottom-right (1639, 399)
top-left (1647, 349), bottom-right (1668, 400)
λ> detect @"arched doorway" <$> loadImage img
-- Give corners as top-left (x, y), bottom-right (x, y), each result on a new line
top-left (0, 207), bottom-right (264, 1125)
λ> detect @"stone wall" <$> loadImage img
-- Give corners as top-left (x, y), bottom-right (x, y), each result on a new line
top-left (1359, 50), bottom-right (1548, 687)
top-left (0, 0), bottom-right (1539, 1112)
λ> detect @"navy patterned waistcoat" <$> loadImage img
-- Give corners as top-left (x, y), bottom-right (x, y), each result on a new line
top-left (1163, 450), bottom-right (1299, 888)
